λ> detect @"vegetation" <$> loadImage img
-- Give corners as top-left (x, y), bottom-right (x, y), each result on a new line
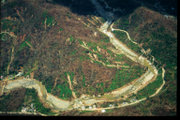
top-left (0, 93), bottom-right (12, 111)
top-left (57, 84), bottom-right (72, 100)
top-left (136, 69), bottom-right (163, 99)
top-left (24, 89), bottom-right (53, 114)
top-left (105, 66), bottom-right (145, 92)
top-left (112, 30), bottom-right (142, 55)
top-left (42, 11), bottom-right (56, 28)
top-left (17, 37), bottom-right (32, 52)
top-left (59, 27), bottom-right (63, 31)
top-left (112, 8), bottom-right (177, 115)
top-left (78, 39), bottom-right (84, 45)
top-left (113, 17), bottom-right (129, 30)
top-left (114, 54), bottom-right (124, 61)
top-left (1, 19), bottom-right (19, 32)
top-left (43, 76), bottom-right (54, 93)
top-left (0, 0), bottom-right (176, 116)
top-left (100, 33), bottom-right (110, 43)
top-left (79, 55), bottom-right (90, 61)
top-left (82, 73), bottom-right (86, 87)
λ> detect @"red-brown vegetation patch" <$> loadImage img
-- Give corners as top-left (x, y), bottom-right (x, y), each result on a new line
top-left (81, 61), bottom-right (116, 92)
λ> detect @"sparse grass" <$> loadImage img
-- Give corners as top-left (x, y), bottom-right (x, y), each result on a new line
top-left (57, 84), bottom-right (72, 100)
top-left (114, 17), bottom-right (129, 30)
top-left (52, 72), bottom-right (73, 100)
top-left (18, 37), bottom-right (32, 52)
top-left (82, 73), bottom-right (86, 87)
top-left (42, 11), bottom-right (56, 28)
top-left (87, 42), bottom-right (97, 48)
top-left (59, 27), bottom-right (63, 31)
top-left (107, 49), bottom-right (114, 57)
top-left (92, 60), bottom-right (102, 65)
top-left (78, 39), bottom-right (84, 45)
top-left (112, 30), bottom-right (142, 55)
top-left (42, 76), bottom-right (54, 93)
top-left (114, 54), bottom-right (124, 61)
top-left (70, 50), bottom-right (77, 56)
top-left (0, 33), bottom-right (11, 42)
top-left (79, 110), bottom-right (93, 114)
top-left (105, 66), bottom-right (145, 92)
top-left (100, 35), bottom-right (110, 43)
top-left (69, 35), bottom-right (75, 43)
top-left (1, 19), bottom-right (18, 32)
top-left (136, 69), bottom-right (163, 99)
top-left (0, 93), bottom-right (11, 111)
top-left (23, 60), bottom-right (38, 77)
top-left (24, 89), bottom-right (53, 114)
top-left (79, 55), bottom-right (90, 61)
top-left (112, 31), bottom-right (127, 41)
top-left (96, 53), bottom-right (107, 62)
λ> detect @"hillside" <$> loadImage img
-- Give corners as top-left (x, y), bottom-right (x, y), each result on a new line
top-left (110, 6), bottom-right (177, 116)
top-left (0, 0), bottom-right (176, 116)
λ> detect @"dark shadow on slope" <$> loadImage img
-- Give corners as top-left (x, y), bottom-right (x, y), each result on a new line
top-left (51, 0), bottom-right (176, 21)
top-left (52, 0), bottom-right (140, 20)
top-left (53, 0), bottom-right (97, 16)
top-left (134, 0), bottom-right (177, 16)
